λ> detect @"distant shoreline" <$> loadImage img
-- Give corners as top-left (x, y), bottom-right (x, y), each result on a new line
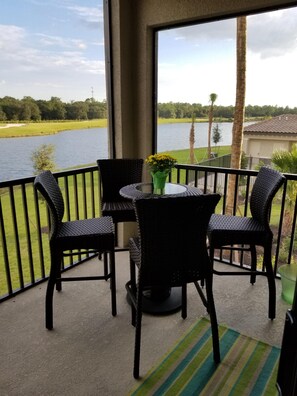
top-left (0, 117), bottom-right (259, 138)
top-left (0, 119), bottom-right (107, 138)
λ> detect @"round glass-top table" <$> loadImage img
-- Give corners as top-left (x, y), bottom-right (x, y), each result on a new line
top-left (120, 182), bottom-right (200, 200)
top-left (120, 182), bottom-right (202, 314)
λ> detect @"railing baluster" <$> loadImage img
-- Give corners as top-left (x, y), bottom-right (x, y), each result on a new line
top-left (0, 194), bottom-right (12, 295)
top-left (33, 184), bottom-right (45, 279)
top-left (21, 183), bottom-right (35, 283)
top-left (287, 193), bottom-right (297, 266)
top-left (73, 174), bottom-right (79, 220)
top-left (9, 185), bottom-right (24, 289)
top-left (222, 173), bottom-right (228, 214)
top-left (90, 171), bottom-right (95, 218)
top-left (243, 174), bottom-right (251, 216)
top-left (63, 176), bottom-right (70, 221)
top-left (82, 173), bottom-right (87, 219)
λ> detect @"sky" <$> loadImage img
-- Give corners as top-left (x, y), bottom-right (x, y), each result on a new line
top-left (0, 1), bottom-right (297, 107)
top-left (158, 6), bottom-right (297, 107)
top-left (0, 0), bottom-right (106, 102)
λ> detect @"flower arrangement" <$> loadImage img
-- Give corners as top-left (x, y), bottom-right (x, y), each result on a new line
top-left (145, 153), bottom-right (177, 173)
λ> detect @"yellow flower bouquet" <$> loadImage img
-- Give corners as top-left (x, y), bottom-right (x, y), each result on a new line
top-left (145, 153), bottom-right (177, 173)
top-left (145, 153), bottom-right (177, 193)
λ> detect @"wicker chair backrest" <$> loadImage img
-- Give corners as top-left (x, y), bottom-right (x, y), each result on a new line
top-left (34, 170), bottom-right (64, 240)
top-left (134, 194), bottom-right (221, 288)
top-left (250, 166), bottom-right (285, 229)
top-left (97, 159), bottom-right (143, 202)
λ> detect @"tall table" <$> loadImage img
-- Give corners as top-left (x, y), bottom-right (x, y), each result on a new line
top-left (120, 182), bottom-right (202, 314)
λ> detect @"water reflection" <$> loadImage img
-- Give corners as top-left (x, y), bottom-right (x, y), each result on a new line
top-left (0, 128), bottom-right (108, 181)
top-left (1, 122), bottom-right (240, 182)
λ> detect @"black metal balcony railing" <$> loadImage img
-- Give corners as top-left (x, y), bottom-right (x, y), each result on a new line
top-left (0, 166), bottom-right (101, 302)
top-left (0, 164), bottom-right (296, 303)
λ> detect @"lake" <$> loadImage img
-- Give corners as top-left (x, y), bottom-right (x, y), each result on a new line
top-left (0, 122), bottom-right (239, 182)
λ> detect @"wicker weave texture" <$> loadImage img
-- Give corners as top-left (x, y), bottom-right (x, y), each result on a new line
top-left (133, 194), bottom-right (221, 288)
top-left (97, 159), bottom-right (143, 203)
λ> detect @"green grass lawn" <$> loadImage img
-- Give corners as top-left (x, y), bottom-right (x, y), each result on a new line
top-left (0, 116), bottom-right (262, 138)
top-left (0, 119), bottom-right (108, 138)
top-left (168, 146), bottom-right (231, 164)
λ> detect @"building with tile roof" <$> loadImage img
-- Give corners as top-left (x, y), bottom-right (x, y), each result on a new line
top-left (243, 114), bottom-right (297, 168)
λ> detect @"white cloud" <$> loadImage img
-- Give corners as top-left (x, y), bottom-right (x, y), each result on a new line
top-left (67, 5), bottom-right (103, 28)
top-left (36, 33), bottom-right (87, 50)
top-left (158, 56), bottom-right (236, 105)
top-left (246, 51), bottom-right (297, 106)
top-left (0, 25), bottom-right (26, 50)
top-left (167, 7), bottom-right (297, 59)
top-left (248, 8), bottom-right (297, 58)
top-left (158, 7), bottom-right (297, 106)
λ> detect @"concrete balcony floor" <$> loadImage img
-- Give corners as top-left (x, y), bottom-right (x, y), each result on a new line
top-left (0, 251), bottom-right (289, 395)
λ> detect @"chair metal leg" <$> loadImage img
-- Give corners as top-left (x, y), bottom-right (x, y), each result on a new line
top-left (128, 257), bottom-right (137, 326)
top-left (205, 275), bottom-right (220, 363)
top-left (55, 260), bottom-right (62, 291)
top-left (45, 278), bottom-right (55, 330)
top-left (103, 252), bottom-right (108, 279)
top-left (130, 258), bottom-right (137, 294)
top-left (250, 245), bottom-right (257, 284)
top-left (133, 288), bottom-right (143, 379)
top-left (56, 279), bottom-right (62, 291)
top-left (46, 250), bottom-right (61, 329)
top-left (263, 244), bottom-right (276, 320)
top-left (208, 245), bottom-right (215, 284)
top-left (109, 250), bottom-right (117, 316)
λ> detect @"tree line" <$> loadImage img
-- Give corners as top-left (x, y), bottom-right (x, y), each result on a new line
top-left (1, 95), bottom-right (297, 122)
top-left (0, 96), bottom-right (107, 121)
top-left (158, 102), bottom-right (297, 120)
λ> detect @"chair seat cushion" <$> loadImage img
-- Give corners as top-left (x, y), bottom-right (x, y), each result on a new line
top-left (56, 216), bottom-right (114, 251)
top-left (208, 213), bottom-right (271, 247)
top-left (102, 201), bottom-right (136, 223)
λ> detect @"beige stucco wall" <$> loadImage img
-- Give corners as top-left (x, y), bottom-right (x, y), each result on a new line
top-left (243, 135), bottom-right (296, 157)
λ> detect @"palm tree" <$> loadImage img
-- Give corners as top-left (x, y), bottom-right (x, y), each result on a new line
top-left (207, 93), bottom-right (217, 159)
top-left (226, 16), bottom-right (246, 214)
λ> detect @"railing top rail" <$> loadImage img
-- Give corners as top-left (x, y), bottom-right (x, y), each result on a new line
top-left (175, 163), bottom-right (297, 181)
top-left (0, 165), bottom-right (98, 189)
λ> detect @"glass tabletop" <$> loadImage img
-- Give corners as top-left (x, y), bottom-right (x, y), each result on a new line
top-left (119, 182), bottom-right (203, 200)
top-left (136, 182), bottom-right (187, 195)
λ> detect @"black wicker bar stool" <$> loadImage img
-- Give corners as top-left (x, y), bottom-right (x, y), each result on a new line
top-left (126, 194), bottom-right (221, 378)
top-left (207, 166), bottom-right (285, 320)
top-left (34, 170), bottom-right (117, 330)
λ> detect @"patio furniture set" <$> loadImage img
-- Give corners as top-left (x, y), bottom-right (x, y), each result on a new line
top-left (34, 160), bottom-right (284, 378)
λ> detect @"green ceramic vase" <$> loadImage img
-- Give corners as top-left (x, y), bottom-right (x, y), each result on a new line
top-left (151, 170), bottom-right (170, 194)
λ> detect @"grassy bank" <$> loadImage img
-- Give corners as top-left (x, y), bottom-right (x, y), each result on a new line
top-left (58, 146), bottom-right (231, 173)
top-left (0, 118), bottom-right (210, 138)
top-left (0, 117), bottom-right (259, 138)
top-left (168, 146), bottom-right (230, 164)
top-left (158, 117), bottom-right (231, 124)
top-left (0, 119), bottom-right (108, 138)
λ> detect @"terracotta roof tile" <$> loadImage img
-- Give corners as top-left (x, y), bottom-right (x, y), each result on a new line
top-left (244, 114), bottom-right (297, 135)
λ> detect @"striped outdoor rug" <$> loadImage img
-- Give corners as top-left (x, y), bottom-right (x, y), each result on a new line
top-left (129, 318), bottom-right (280, 395)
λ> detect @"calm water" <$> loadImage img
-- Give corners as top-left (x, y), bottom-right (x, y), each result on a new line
top-left (0, 122), bottom-right (239, 182)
